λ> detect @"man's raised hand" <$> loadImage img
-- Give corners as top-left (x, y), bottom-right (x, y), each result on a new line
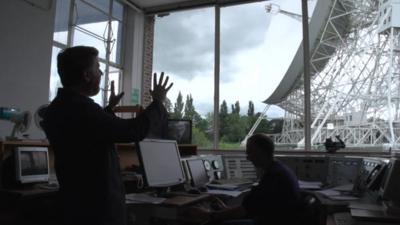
top-left (150, 72), bottom-right (173, 102)
top-left (107, 81), bottom-right (124, 109)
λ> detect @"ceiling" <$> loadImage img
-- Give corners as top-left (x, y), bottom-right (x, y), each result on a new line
top-left (126, 0), bottom-right (266, 14)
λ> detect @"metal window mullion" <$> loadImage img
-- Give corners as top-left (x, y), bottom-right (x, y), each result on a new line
top-left (103, 0), bottom-right (114, 106)
top-left (67, 0), bottom-right (76, 46)
top-left (213, 5), bottom-right (221, 149)
top-left (74, 25), bottom-right (106, 41)
top-left (53, 41), bottom-right (67, 50)
top-left (302, 0), bottom-right (311, 150)
top-left (387, 27), bottom-right (395, 148)
top-left (98, 57), bottom-right (122, 69)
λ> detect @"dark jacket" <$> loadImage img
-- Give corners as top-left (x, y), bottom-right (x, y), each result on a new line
top-left (242, 160), bottom-right (301, 225)
top-left (42, 88), bottom-right (167, 225)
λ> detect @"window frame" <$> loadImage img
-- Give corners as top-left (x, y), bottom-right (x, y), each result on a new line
top-left (50, 0), bottom-right (125, 106)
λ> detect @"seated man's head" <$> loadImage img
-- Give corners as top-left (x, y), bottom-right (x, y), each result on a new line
top-left (57, 46), bottom-right (102, 96)
top-left (246, 133), bottom-right (274, 169)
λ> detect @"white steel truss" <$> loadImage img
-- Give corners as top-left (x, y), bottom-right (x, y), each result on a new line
top-left (272, 0), bottom-right (400, 151)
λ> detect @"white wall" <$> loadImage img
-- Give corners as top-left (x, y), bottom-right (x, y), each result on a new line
top-left (0, 0), bottom-right (55, 139)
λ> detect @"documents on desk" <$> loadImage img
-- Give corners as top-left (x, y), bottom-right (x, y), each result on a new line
top-left (205, 182), bottom-right (253, 197)
top-left (332, 184), bottom-right (354, 192)
top-left (206, 183), bottom-right (243, 191)
top-left (316, 187), bottom-right (359, 201)
top-left (349, 203), bottom-right (384, 211)
top-left (125, 193), bottom-right (166, 204)
top-left (206, 189), bottom-right (243, 197)
top-left (207, 181), bottom-right (255, 191)
top-left (298, 180), bottom-right (323, 190)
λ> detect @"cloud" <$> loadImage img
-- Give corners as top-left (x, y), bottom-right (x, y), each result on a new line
top-left (153, 8), bottom-right (215, 79)
top-left (153, 2), bottom-right (272, 82)
top-left (154, 0), bottom-right (315, 118)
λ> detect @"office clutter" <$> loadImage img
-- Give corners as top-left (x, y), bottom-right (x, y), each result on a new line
top-left (2, 137), bottom-right (400, 225)
top-left (324, 135), bottom-right (346, 153)
top-left (0, 107), bottom-right (31, 140)
top-left (1, 146), bottom-right (50, 189)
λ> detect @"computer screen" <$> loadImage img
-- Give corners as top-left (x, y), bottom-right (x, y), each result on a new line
top-left (137, 139), bottom-right (185, 188)
top-left (166, 119), bottom-right (192, 144)
top-left (15, 147), bottom-right (49, 184)
top-left (187, 159), bottom-right (209, 188)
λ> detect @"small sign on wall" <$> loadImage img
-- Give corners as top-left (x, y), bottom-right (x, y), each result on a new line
top-left (131, 88), bottom-right (139, 104)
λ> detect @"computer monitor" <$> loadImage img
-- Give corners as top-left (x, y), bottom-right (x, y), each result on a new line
top-left (137, 139), bottom-right (185, 188)
top-left (187, 159), bottom-right (209, 188)
top-left (166, 119), bottom-right (192, 144)
top-left (379, 158), bottom-right (400, 204)
top-left (15, 147), bottom-right (49, 184)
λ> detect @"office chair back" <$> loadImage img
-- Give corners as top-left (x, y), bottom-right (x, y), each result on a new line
top-left (297, 190), bottom-right (325, 225)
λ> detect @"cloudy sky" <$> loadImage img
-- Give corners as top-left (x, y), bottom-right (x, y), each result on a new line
top-left (153, 0), bottom-right (316, 118)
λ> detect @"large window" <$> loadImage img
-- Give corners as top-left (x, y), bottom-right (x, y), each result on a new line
top-left (153, 1), bottom-right (304, 149)
top-left (153, 8), bottom-right (215, 148)
top-left (219, 2), bottom-right (303, 149)
top-left (50, 0), bottom-right (125, 106)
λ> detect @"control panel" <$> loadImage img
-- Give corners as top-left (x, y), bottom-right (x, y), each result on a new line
top-left (277, 155), bottom-right (328, 182)
top-left (326, 156), bottom-right (363, 187)
top-left (197, 154), bottom-right (224, 182)
top-left (222, 154), bottom-right (257, 180)
top-left (353, 157), bottom-right (389, 195)
top-left (181, 154), bottom-right (224, 184)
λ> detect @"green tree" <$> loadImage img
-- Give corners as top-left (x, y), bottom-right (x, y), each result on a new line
top-left (219, 100), bottom-right (229, 138)
top-left (184, 94), bottom-right (195, 119)
top-left (220, 100), bottom-right (228, 116)
top-left (164, 97), bottom-right (173, 116)
top-left (231, 101), bottom-right (240, 114)
top-left (223, 113), bottom-right (247, 142)
top-left (172, 91), bottom-right (184, 119)
top-left (234, 101), bottom-right (240, 114)
top-left (183, 94), bottom-right (203, 128)
top-left (192, 127), bottom-right (212, 148)
top-left (205, 112), bottom-right (214, 140)
top-left (195, 117), bottom-right (209, 133)
top-left (248, 101), bottom-right (255, 117)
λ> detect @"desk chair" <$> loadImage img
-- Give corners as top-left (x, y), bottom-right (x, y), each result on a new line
top-left (223, 191), bottom-right (324, 225)
top-left (298, 190), bottom-right (325, 225)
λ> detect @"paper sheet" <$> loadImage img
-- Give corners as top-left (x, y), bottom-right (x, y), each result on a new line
top-left (125, 193), bottom-right (166, 204)
top-left (206, 189), bottom-right (243, 197)
top-left (298, 180), bottom-right (323, 190)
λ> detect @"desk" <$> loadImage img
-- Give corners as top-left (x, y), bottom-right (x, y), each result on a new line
top-left (126, 193), bottom-right (211, 225)
top-left (316, 191), bottom-right (400, 225)
top-left (0, 187), bottom-right (58, 225)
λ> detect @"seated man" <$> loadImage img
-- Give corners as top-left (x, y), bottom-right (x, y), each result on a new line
top-left (187, 133), bottom-right (301, 225)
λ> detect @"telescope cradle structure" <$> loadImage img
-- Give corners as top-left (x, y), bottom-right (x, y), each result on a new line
top-left (264, 0), bottom-right (400, 150)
